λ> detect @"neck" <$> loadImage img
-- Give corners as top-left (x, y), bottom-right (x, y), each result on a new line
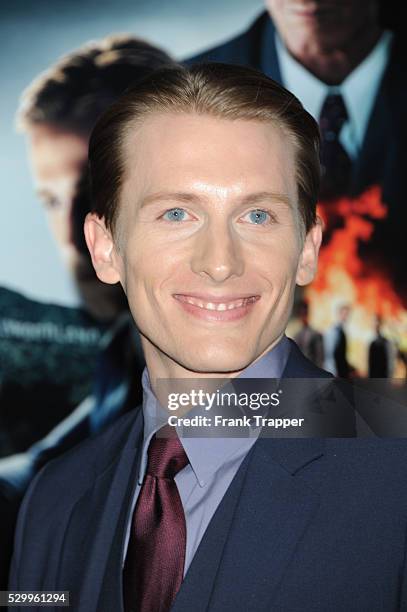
top-left (286, 26), bottom-right (383, 85)
top-left (141, 334), bottom-right (284, 401)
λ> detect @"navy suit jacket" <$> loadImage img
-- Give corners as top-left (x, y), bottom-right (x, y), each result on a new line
top-left (9, 343), bottom-right (407, 611)
top-left (187, 12), bottom-right (407, 302)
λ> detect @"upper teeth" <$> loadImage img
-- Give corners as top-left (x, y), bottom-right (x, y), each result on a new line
top-left (176, 296), bottom-right (256, 311)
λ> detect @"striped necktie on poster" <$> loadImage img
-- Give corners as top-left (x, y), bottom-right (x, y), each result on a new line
top-left (319, 93), bottom-right (352, 200)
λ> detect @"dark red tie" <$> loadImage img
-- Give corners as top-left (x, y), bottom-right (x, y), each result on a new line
top-left (123, 425), bottom-right (189, 612)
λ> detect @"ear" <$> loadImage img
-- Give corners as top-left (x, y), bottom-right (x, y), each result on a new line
top-left (84, 213), bottom-right (122, 285)
top-left (296, 217), bottom-right (323, 286)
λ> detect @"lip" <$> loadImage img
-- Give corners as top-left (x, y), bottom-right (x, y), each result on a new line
top-left (174, 292), bottom-right (259, 303)
top-left (173, 293), bottom-right (260, 323)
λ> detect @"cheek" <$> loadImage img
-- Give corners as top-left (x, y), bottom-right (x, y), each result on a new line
top-left (255, 259), bottom-right (299, 331)
top-left (120, 233), bottom-right (171, 309)
top-left (122, 227), bottom-right (189, 287)
top-left (257, 242), bottom-right (300, 286)
top-left (46, 209), bottom-right (71, 245)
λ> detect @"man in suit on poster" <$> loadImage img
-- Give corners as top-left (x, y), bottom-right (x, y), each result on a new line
top-left (0, 35), bottom-right (176, 590)
top-left (9, 64), bottom-right (407, 611)
top-left (187, 0), bottom-right (407, 353)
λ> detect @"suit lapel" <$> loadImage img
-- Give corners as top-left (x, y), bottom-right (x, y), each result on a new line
top-left (171, 450), bottom-right (252, 612)
top-left (207, 438), bottom-right (324, 611)
top-left (257, 14), bottom-right (282, 82)
top-left (352, 74), bottom-right (388, 195)
top-left (352, 34), bottom-right (405, 200)
top-left (56, 410), bottom-right (143, 612)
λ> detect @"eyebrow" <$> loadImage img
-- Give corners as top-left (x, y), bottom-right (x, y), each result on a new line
top-left (140, 191), bottom-right (293, 210)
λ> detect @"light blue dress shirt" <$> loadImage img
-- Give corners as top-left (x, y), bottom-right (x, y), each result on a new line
top-left (275, 30), bottom-right (393, 159)
top-left (122, 335), bottom-right (291, 574)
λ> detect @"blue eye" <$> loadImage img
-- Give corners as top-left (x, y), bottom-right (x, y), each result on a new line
top-left (248, 209), bottom-right (270, 224)
top-left (163, 208), bottom-right (186, 222)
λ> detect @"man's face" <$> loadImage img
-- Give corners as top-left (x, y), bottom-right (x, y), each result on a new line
top-left (28, 123), bottom-right (125, 320)
top-left (89, 112), bottom-right (320, 375)
top-left (27, 123), bottom-right (89, 268)
top-left (266, 0), bottom-right (379, 55)
top-left (339, 305), bottom-right (351, 323)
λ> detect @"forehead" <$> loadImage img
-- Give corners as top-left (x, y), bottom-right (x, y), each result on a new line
top-left (121, 112), bottom-right (297, 202)
top-left (28, 124), bottom-right (88, 181)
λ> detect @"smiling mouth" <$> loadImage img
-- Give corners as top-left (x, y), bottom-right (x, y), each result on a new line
top-left (173, 294), bottom-right (260, 311)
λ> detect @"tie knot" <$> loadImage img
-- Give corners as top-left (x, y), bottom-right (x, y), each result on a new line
top-left (146, 425), bottom-right (189, 479)
top-left (319, 93), bottom-right (348, 136)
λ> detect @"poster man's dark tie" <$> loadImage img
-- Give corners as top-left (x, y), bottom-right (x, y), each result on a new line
top-left (319, 93), bottom-right (352, 200)
top-left (123, 425), bottom-right (189, 612)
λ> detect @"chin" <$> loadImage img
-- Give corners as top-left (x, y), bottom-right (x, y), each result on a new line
top-left (179, 346), bottom-right (254, 375)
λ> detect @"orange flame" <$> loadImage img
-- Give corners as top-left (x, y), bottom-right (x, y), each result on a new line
top-left (304, 185), bottom-right (406, 376)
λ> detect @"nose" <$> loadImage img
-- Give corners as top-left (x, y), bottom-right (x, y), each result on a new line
top-left (190, 221), bottom-right (245, 282)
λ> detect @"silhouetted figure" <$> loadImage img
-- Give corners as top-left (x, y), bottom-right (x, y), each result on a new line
top-left (324, 304), bottom-right (353, 377)
top-left (294, 300), bottom-right (324, 368)
top-left (368, 316), bottom-right (394, 377)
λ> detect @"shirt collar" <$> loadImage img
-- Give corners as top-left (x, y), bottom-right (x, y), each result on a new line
top-left (275, 30), bottom-right (393, 150)
top-left (139, 335), bottom-right (291, 487)
top-left (340, 30), bottom-right (392, 148)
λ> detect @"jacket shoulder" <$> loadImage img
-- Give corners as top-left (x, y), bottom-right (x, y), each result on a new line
top-left (284, 339), bottom-right (333, 378)
top-left (185, 12), bottom-right (270, 67)
top-left (325, 438), bottom-right (407, 478)
top-left (9, 407), bottom-right (142, 590)
top-left (26, 407), bottom-right (141, 501)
